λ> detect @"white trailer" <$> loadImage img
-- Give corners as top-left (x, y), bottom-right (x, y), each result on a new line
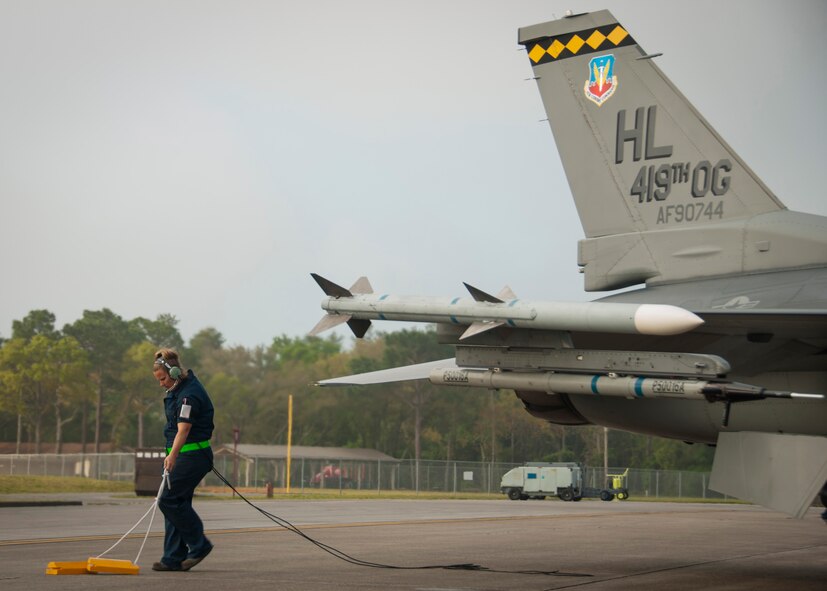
top-left (500, 462), bottom-right (583, 501)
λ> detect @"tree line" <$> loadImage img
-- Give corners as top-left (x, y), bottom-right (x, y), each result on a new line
top-left (0, 309), bottom-right (714, 471)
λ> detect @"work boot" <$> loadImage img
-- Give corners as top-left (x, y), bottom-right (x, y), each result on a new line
top-left (181, 543), bottom-right (213, 571)
top-left (152, 561), bottom-right (181, 572)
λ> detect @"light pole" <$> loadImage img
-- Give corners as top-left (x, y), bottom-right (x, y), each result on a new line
top-left (603, 427), bottom-right (609, 484)
top-left (232, 426), bottom-right (240, 497)
top-left (286, 394), bottom-right (293, 493)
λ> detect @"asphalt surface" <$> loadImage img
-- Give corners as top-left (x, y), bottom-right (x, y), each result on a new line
top-left (0, 493), bottom-right (824, 590)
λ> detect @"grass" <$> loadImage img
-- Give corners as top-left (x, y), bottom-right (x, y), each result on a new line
top-left (199, 486), bottom-right (504, 501)
top-left (0, 476), bottom-right (745, 504)
top-left (0, 475), bottom-right (135, 494)
top-left (198, 486), bottom-right (744, 504)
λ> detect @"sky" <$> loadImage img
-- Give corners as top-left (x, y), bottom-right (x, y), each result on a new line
top-left (1, 0), bottom-right (825, 348)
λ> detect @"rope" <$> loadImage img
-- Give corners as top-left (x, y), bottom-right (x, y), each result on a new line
top-left (134, 471), bottom-right (169, 564)
top-left (96, 470), bottom-right (169, 565)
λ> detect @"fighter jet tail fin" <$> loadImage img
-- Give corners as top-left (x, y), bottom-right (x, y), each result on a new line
top-left (518, 12), bottom-right (827, 291)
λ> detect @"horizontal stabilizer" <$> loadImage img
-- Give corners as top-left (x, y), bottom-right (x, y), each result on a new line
top-left (316, 358), bottom-right (457, 387)
top-left (709, 432), bottom-right (827, 518)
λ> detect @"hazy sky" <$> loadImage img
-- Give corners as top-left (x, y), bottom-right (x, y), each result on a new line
top-left (1, 0), bottom-right (825, 348)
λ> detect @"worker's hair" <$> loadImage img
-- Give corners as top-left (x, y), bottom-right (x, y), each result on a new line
top-left (153, 348), bottom-right (185, 375)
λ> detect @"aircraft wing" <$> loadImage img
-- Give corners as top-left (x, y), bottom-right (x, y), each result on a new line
top-left (317, 358), bottom-right (456, 387)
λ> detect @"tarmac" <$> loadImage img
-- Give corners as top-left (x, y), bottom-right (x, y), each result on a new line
top-left (0, 492), bottom-right (824, 590)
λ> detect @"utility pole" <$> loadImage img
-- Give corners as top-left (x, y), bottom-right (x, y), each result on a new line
top-left (286, 394), bottom-right (293, 493)
top-left (232, 426), bottom-right (240, 498)
top-left (603, 427), bottom-right (609, 484)
top-left (490, 390), bottom-right (496, 493)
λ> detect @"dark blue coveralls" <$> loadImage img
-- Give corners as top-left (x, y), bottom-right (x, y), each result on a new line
top-left (159, 369), bottom-right (215, 569)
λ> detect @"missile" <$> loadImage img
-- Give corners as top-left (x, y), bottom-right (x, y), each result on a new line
top-left (428, 368), bottom-right (824, 402)
top-left (430, 369), bottom-right (714, 399)
top-left (309, 274), bottom-right (704, 338)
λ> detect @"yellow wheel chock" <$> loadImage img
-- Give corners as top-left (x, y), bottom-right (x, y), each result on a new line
top-left (45, 470), bottom-right (169, 576)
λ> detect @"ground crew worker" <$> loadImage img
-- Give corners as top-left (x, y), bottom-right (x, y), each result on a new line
top-left (151, 348), bottom-right (215, 572)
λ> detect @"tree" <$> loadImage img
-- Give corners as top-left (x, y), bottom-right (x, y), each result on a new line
top-left (202, 346), bottom-right (261, 446)
top-left (26, 336), bottom-right (55, 452)
top-left (3, 310), bottom-right (61, 451)
top-left (131, 314), bottom-right (184, 350)
top-left (267, 334), bottom-right (341, 366)
top-left (12, 309), bottom-right (59, 341)
top-left (0, 338), bottom-right (29, 453)
top-left (186, 327), bottom-right (225, 369)
top-left (369, 329), bottom-right (452, 488)
top-left (121, 341), bottom-right (164, 448)
top-left (1, 336), bottom-right (53, 452)
top-left (46, 336), bottom-right (92, 453)
top-left (0, 335), bottom-right (88, 453)
top-left (63, 309), bottom-right (143, 453)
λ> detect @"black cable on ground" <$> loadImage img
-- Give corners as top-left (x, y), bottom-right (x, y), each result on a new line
top-left (211, 467), bottom-right (591, 578)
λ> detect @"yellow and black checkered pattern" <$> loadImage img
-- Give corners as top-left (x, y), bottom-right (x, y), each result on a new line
top-left (524, 24), bottom-right (635, 65)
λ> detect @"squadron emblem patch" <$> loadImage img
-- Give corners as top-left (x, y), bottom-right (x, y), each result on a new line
top-left (584, 54), bottom-right (617, 106)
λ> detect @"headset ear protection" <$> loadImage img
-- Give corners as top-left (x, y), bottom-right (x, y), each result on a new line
top-left (155, 357), bottom-right (182, 380)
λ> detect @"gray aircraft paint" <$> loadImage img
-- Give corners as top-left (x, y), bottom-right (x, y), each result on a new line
top-left (519, 11), bottom-right (827, 292)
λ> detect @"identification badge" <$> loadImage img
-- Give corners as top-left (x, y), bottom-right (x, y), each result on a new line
top-left (180, 398), bottom-right (192, 419)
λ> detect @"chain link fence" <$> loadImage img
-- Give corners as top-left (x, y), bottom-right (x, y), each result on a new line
top-left (206, 456), bottom-right (518, 494)
top-left (0, 453), bottom-right (727, 500)
top-left (0, 453), bottom-right (134, 481)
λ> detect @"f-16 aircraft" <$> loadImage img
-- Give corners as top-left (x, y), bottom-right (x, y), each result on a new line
top-left (310, 9), bottom-right (827, 518)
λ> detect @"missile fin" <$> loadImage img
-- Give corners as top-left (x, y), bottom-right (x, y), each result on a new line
top-left (311, 273), bottom-right (353, 298)
top-left (497, 285), bottom-right (518, 301)
top-left (463, 282), bottom-right (503, 303)
top-left (309, 313), bottom-right (351, 336)
top-left (349, 276), bottom-right (373, 295)
top-left (460, 320), bottom-right (506, 340)
top-left (347, 318), bottom-right (372, 338)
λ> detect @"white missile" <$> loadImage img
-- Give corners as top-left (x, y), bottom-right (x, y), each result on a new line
top-left (309, 274), bottom-right (704, 338)
top-left (428, 369), bottom-right (823, 402)
top-left (430, 368), bottom-right (712, 399)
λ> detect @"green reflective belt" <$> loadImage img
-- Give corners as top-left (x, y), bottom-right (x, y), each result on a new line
top-left (167, 440), bottom-right (210, 454)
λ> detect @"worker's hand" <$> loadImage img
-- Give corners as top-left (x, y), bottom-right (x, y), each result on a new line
top-left (164, 453), bottom-right (177, 473)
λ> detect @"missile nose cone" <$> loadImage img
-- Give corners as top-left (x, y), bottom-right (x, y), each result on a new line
top-left (634, 304), bottom-right (704, 335)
